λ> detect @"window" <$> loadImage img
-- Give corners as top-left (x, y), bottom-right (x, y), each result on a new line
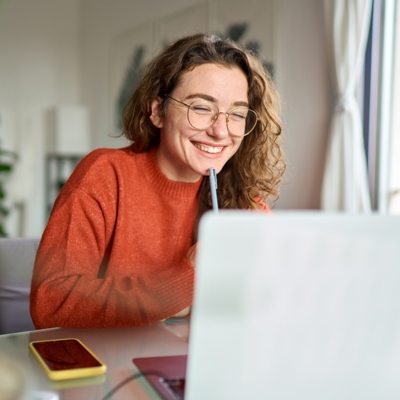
top-left (363, 0), bottom-right (397, 213)
top-left (389, 1), bottom-right (400, 213)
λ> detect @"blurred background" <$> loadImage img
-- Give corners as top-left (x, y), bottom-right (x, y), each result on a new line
top-left (0, 0), bottom-right (398, 238)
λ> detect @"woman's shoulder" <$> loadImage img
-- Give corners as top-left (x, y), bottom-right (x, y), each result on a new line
top-left (63, 145), bottom-right (147, 191)
top-left (254, 197), bottom-right (273, 214)
top-left (81, 145), bottom-right (135, 166)
top-left (76, 145), bottom-right (152, 175)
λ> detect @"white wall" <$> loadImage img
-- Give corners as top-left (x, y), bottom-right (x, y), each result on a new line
top-left (273, 0), bottom-right (330, 210)
top-left (0, 0), bottom-right (82, 237)
top-left (0, 0), bottom-right (330, 236)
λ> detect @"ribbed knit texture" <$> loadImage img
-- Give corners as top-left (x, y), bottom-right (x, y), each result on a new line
top-left (30, 146), bottom-right (201, 329)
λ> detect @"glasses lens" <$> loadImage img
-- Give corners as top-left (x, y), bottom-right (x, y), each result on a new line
top-left (187, 100), bottom-right (218, 130)
top-left (187, 100), bottom-right (258, 136)
top-left (227, 108), bottom-right (258, 136)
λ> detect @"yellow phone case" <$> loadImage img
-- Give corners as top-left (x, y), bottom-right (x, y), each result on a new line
top-left (29, 338), bottom-right (107, 381)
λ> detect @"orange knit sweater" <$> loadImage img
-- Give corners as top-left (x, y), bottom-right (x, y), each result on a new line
top-left (30, 146), bottom-right (201, 329)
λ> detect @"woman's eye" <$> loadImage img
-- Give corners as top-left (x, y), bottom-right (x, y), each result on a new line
top-left (231, 112), bottom-right (246, 121)
top-left (192, 105), bottom-right (213, 114)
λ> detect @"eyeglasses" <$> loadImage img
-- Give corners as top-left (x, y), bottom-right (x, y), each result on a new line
top-left (166, 96), bottom-right (259, 137)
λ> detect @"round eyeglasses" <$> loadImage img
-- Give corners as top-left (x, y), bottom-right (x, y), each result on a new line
top-left (166, 96), bottom-right (259, 137)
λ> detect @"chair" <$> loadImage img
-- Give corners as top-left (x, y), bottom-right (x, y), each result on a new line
top-left (0, 238), bottom-right (40, 334)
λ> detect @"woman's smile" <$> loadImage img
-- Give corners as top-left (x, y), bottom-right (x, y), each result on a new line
top-left (191, 141), bottom-right (225, 154)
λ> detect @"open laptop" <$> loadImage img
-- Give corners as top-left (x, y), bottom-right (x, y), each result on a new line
top-left (134, 211), bottom-right (400, 400)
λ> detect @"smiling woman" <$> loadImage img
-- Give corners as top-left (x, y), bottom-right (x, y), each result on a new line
top-left (123, 33), bottom-right (285, 220)
top-left (30, 33), bottom-right (285, 329)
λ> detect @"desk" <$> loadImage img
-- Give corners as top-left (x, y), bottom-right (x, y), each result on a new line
top-left (0, 320), bottom-right (189, 399)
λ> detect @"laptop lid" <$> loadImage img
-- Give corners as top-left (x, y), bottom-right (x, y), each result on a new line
top-left (185, 211), bottom-right (400, 400)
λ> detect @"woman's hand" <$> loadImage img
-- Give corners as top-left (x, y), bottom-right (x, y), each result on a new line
top-left (171, 306), bottom-right (191, 318)
top-left (185, 242), bottom-right (198, 267)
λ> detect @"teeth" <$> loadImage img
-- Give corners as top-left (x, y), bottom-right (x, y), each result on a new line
top-left (193, 143), bottom-right (223, 154)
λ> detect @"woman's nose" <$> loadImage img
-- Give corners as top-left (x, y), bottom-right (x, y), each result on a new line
top-left (208, 112), bottom-right (229, 137)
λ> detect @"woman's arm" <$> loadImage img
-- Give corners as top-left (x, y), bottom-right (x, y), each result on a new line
top-left (30, 152), bottom-right (196, 329)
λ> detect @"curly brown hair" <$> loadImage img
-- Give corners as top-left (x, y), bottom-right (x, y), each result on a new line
top-left (122, 33), bottom-right (285, 234)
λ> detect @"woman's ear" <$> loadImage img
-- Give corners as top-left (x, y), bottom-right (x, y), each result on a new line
top-left (150, 98), bottom-right (164, 128)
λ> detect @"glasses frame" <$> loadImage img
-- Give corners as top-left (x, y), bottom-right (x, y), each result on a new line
top-left (166, 96), bottom-right (259, 137)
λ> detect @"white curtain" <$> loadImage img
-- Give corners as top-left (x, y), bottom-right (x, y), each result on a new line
top-left (321, 0), bottom-right (372, 212)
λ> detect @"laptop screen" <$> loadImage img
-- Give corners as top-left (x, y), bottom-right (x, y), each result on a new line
top-left (185, 211), bottom-right (400, 400)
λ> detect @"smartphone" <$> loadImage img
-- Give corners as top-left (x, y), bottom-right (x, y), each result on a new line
top-left (29, 338), bottom-right (107, 381)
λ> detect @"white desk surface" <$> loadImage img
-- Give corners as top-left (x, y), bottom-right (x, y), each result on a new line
top-left (0, 319), bottom-right (189, 400)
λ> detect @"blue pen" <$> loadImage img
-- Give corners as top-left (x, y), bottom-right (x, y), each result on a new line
top-left (208, 168), bottom-right (219, 213)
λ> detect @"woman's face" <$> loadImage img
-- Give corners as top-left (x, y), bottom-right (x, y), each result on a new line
top-left (151, 63), bottom-right (248, 182)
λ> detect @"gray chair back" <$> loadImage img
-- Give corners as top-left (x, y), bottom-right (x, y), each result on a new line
top-left (0, 238), bottom-right (40, 334)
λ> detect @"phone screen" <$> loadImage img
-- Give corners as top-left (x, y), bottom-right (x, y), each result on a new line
top-left (31, 339), bottom-right (102, 371)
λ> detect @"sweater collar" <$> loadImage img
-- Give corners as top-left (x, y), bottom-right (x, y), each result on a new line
top-left (141, 147), bottom-right (203, 199)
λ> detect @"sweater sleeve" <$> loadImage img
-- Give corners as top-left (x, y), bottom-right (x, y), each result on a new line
top-left (30, 155), bottom-right (194, 329)
top-left (254, 196), bottom-right (273, 214)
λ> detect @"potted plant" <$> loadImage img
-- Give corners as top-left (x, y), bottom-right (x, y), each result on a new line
top-left (0, 139), bottom-right (18, 237)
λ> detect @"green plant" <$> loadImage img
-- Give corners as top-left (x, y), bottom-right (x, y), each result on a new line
top-left (0, 140), bottom-right (18, 237)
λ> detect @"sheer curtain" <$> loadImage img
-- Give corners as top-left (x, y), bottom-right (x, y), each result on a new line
top-left (321, 0), bottom-right (372, 212)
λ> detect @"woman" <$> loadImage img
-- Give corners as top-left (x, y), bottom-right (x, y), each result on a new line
top-left (30, 33), bottom-right (285, 329)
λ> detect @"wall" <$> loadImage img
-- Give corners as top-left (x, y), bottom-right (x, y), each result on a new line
top-left (0, 0), bottom-right (82, 237)
top-left (0, 0), bottom-right (330, 237)
top-left (273, 0), bottom-right (330, 210)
